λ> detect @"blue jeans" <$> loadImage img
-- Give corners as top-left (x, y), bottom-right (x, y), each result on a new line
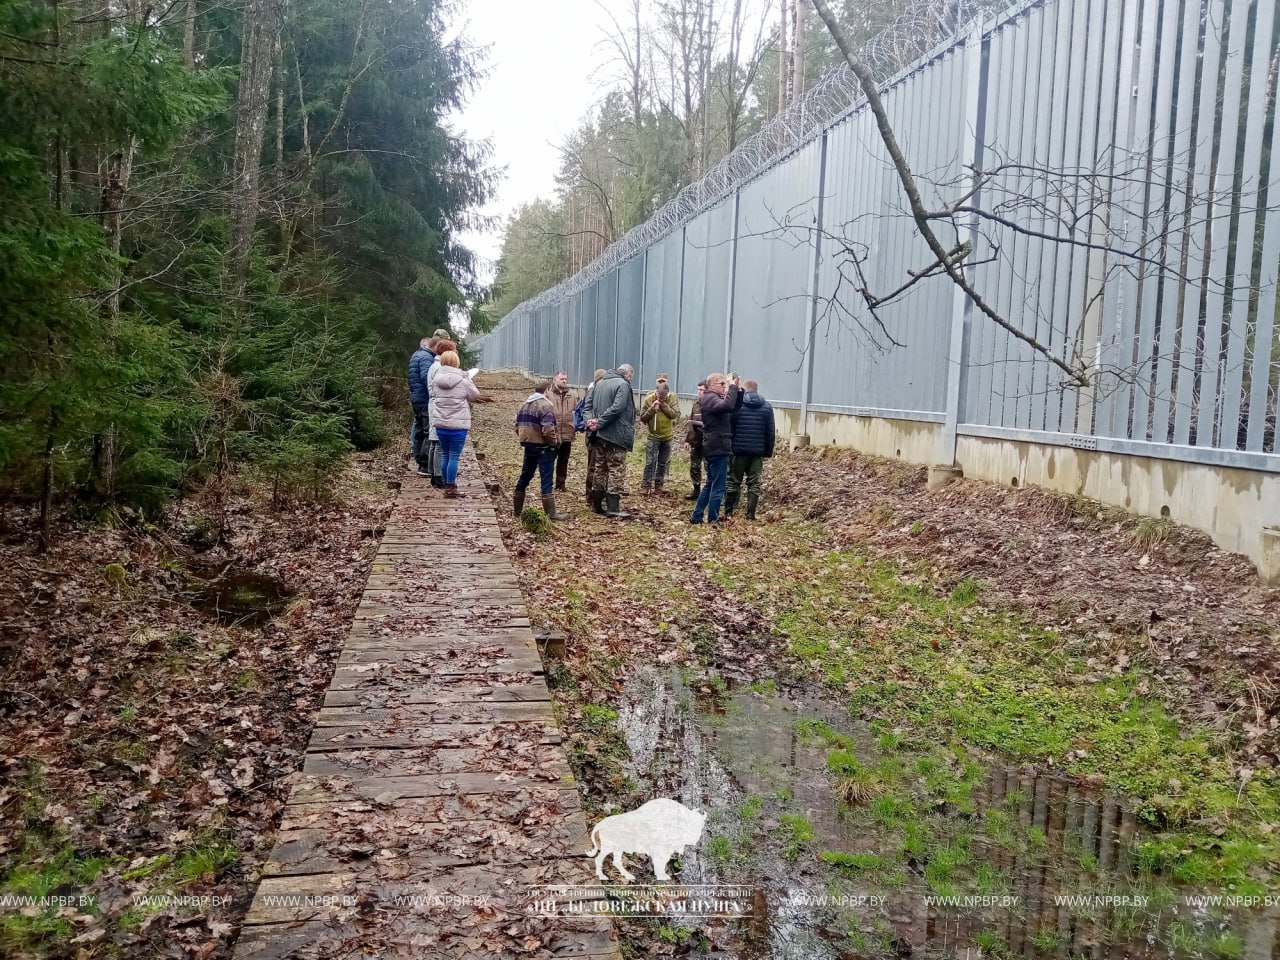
top-left (516, 444), bottom-right (556, 495)
top-left (436, 427), bottom-right (468, 485)
top-left (691, 454), bottom-right (729, 522)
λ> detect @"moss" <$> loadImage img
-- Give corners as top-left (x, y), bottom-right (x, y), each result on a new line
top-left (519, 505), bottom-right (552, 535)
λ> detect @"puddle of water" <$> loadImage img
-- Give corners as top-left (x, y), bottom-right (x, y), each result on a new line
top-left (613, 667), bottom-right (1279, 960)
top-left (187, 570), bottom-right (293, 626)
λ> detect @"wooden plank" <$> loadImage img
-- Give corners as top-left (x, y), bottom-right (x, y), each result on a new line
top-left (264, 814), bottom-right (592, 876)
top-left (304, 735), bottom-right (563, 758)
top-left (284, 786), bottom-right (582, 823)
top-left (337, 646), bottom-right (542, 669)
top-left (361, 590), bottom-right (524, 603)
top-left (343, 626), bottom-right (536, 646)
top-left (322, 682), bottom-right (550, 708)
top-left (288, 770), bottom-right (577, 805)
top-left (352, 603), bottom-right (527, 618)
top-left (327, 661), bottom-right (539, 688)
top-left (315, 699), bottom-right (554, 725)
top-left (301, 743), bottom-right (570, 779)
top-left (233, 445), bottom-right (617, 959)
top-left (243, 863), bottom-right (603, 925)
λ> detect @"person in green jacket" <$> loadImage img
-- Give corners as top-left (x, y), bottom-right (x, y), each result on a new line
top-left (640, 373), bottom-right (680, 494)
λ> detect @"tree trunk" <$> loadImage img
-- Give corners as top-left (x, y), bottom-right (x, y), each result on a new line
top-left (38, 410), bottom-right (57, 553)
top-left (791, 0), bottom-right (805, 99)
top-left (183, 0), bottom-right (196, 67)
top-left (227, 0), bottom-right (283, 291)
top-left (777, 0), bottom-right (788, 114)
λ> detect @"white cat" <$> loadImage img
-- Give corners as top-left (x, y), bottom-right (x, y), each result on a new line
top-left (587, 798), bottom-right (706, 882)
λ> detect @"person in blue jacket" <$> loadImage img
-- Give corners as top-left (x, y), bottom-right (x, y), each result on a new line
top-left (723, 379), bottom-right (776, 521)
top-left (408, 335), bottom-right (437, 475)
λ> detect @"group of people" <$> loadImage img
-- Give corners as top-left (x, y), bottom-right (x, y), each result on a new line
top-left (407, 332), bottom-right (482, 498)
top-left (407, 339), bottom-right (777, 522)
top-left (510, 363), bottom-right (776, 525)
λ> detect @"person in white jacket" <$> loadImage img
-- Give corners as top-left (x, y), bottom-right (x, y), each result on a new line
top-left (429, 349), bottom-right (480, 498)
top-left (423, 338), bottom-right (455, 488)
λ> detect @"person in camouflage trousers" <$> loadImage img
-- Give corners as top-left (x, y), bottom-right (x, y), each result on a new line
top-left (582, 369), bottom-right (606, 501)
top-left (586, 364), bottom-right (636, 518)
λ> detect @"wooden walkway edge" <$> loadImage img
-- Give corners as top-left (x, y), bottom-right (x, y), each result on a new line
top-left (233, 446), bottom-right (619, 959)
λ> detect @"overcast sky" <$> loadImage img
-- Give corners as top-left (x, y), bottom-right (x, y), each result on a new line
top-left (450, 0), bottom-right (618, 285)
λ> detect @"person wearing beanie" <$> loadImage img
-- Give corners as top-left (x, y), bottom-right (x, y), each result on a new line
top-left (723, 379), bottom-right (776, 521)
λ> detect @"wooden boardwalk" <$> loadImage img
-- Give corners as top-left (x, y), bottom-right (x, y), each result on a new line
top-left (234, 447), bottom-right (618, 959)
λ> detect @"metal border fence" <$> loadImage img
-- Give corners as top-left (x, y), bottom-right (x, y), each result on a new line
top-left (474, 0), bottom-right (1280, 474)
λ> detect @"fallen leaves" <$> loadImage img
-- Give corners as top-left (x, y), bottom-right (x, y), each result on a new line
top-left (0, 438), bottom-right (402, 958)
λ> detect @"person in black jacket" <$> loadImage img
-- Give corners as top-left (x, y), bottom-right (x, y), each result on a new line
top-left (724, 380), bottom-right (775, 521)
top-left (689, 372), bottom-right (742, 524)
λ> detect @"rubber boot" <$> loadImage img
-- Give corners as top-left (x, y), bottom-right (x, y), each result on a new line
top-left (513, 489), bottom-right (526, 517)
top-left (590, 488), bottom-right (607, 515)
top-left (685, 484), bottom-right (701, 501)
top-left (723, 492), bottom-right (740, 517)
top-left (542, 494), bottom-right (569, 521)
top-left (604, 493), bottom-right (631, 519)
top-left (746, 492), bottom-right (759, 521)
top-left (654, 481), bottom-right (665, 495)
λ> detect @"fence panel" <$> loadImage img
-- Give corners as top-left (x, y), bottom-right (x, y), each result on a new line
top-left (641, 231), bottom-right (684, 386)
top-left (617, 255), bottom-right (645, 378)
top-left (677, 199), bottom-right (734, 392)
top-left (578, 286), bottom-right (597, 384)
top-left (729, 139), bottom-right (821, 405)
top-left (595, 269), bottom-right (619, 375)
top-left (478, 0), bottom-right (1280, 469)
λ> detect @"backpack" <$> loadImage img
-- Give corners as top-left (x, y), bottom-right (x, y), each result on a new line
top-left (572, 394), bottom-right (588, 433)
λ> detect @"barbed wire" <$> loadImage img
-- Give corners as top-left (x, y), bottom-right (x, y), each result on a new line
top-left (479, 0), bottom-right (1021, 343)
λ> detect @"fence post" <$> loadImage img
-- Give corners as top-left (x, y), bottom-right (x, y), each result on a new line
top-left (673, 225), bottom-right (687, 390)
top-left (637, 248), bottom-right (649, 381)
top-left (723, 188), bottom-right (741, 374)
top-left (797, 130), bottom-right (830, 445)
top-left (936, 25), bottom-right (989, 484)
top-left (613, 265), bottom-right (621, 371)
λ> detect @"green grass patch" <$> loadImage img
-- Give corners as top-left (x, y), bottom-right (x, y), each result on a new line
top-left (780, 813), bottom-right (816, 862)
top-left (709, 532), bottom-right (1280, 887)
top-left (819, 850), bottom-right (885, 873)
